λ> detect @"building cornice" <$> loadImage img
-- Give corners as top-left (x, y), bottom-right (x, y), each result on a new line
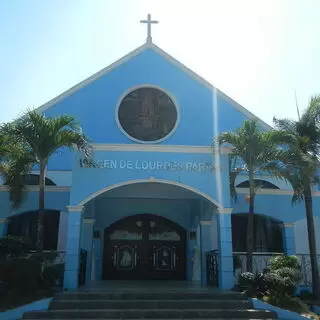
top-left (92, 143), bottom-right (231, 154)
top-left (0, 186), bottom-right (71, 192)
top-left (236, 188), bottom-right (320, 196)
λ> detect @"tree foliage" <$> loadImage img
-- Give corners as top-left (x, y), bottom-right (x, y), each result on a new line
top-left (0, 109), bottom-right (93, 249)
top-left (218, 120), bottom-right (283, 272)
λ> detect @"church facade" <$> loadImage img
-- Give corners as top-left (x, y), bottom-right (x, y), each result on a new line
top-left (1, 33), bottom-right (320, 290)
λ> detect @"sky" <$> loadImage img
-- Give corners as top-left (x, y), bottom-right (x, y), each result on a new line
top-left (0, 0), bottom-right (319, 125)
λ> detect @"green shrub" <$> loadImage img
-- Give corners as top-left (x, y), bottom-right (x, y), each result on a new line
top-left (275, 266), bottom-right (301, 282)
top-left (0, 257), bottom-right (43, 292)
top-left (238, 264), bottom-right (301, 298)
top-left (238, 272), bottom-right (270, 297)
top-left (0, 236), bottom-right (33, 257)
top-left (269, 255), bottom-right (300, 271)
top-left (0, 237), bottom-right (62, 293)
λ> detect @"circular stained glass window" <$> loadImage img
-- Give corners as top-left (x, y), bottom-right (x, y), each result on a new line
top-left (118, 87), bottom-right (178, 142)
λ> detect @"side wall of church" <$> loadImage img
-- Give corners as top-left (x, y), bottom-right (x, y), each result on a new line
top-left (0, 190), bottom-right (70, 217)
top-left (233, 193), bottom-right (320, 254)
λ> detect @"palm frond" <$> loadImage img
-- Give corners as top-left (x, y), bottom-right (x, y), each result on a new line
top-left (273, 118), bottom-right (297, 135)
top-left (228, 155), bottom-right (241, 201)
top-left (50, 130), bottom-right (93, 162)
top-left (2, 148), bottom-right (36, 208)
top-left (301, 95), bottom-right (320, 124)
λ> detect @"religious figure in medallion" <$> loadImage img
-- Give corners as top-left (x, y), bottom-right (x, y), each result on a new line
top-left (118, 87), bottom-right (177, 142)
top-left (120, 249), bottom-right (132, 268)
top-left (158, 247), bottom-right (171, 270)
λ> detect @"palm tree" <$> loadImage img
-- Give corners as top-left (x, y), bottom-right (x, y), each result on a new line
top-left (1, 109), bottom-right (93, 250)
top-left (0, 133), bottom-right (29, 195)
top-left (269, 95), bottom-right (320, 299)
top-left (218, 120), bottom-right (281, 272)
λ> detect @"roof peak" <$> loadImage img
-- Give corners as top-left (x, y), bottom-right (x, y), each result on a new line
top-left (35, 42), bottom-right (271, 131)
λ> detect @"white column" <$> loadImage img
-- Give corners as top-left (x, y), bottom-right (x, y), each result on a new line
top-left (82, 218), bottom-right (95, 284)
top-left (217, 207), bottom-right (234, 289)
top-left (63, 205), bottom-right (84, 290)
top-left (283, 223), bottom-right (296, 255)
top-left (57, 212), bottom-right (68, 251)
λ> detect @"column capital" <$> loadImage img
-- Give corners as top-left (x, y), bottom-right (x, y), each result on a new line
top-left (67, 205), bottom-right (84, 213)
top-left (283, 222), bottom-right (294, 228)
top-left (217, 207), bottom-right (233, 214)
top-left (84, 218), bottom-right (95, 224)
top-left (0, 218), bottom-right (7, 223)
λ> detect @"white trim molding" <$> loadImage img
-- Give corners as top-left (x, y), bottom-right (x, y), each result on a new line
top-left (283, 223), bottom-right (294, 228)
top-left (67, 205), bottom-right (84, 213)
top-left (77, 178), bottom-right (222, 208)
top-left (0, 186), bottom-right (71, 192)
top-left (92, 143), bottom-right (231, 155)
top-left (0, 218), bottom-right (7, 223)
top-left (217, 208), bottom-right (233, 214)
top-left (237, 188), bottom-right (320, 196)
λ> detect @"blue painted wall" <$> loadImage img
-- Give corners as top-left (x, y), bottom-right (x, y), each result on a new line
top-left (70, 150), bottom-right (230, 208)
top-left (0, 190), bottom-right (70, 218)
top-left (42, 47), bottom-right (252, 171)
top-left (233, 193), bottom-right (320, 222)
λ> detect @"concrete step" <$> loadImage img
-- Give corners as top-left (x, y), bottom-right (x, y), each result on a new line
top-left (54, 291), bottom-right (245, 301)
top-left (23, 309), bottom-right (277, 319)
top-left (49, 299), bottom-right (253, 310)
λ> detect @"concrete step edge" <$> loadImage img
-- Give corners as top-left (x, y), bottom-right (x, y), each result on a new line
top-left (25, 308), bottom-right (275, 313)
top-left (51, 299), bottom-right (251, 303)
top-left (24, 318), bottom-right (277, 320)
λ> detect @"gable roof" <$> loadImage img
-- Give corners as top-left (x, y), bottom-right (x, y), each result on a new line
top-left (36, 42), bottom-right (271, 131)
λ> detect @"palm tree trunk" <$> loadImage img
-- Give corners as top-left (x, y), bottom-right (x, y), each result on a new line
top-left (304, 186), bottom-right (320, 299)
top-left (246, 171), bottom-right (255, 273)
top-left (36, 161), bottom-right (45, 251)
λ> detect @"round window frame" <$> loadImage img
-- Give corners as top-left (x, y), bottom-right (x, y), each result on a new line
top-left (115, 85), bottom-right (180, 144)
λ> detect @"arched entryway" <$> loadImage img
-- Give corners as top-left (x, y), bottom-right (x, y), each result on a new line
top-left (102, 214), bottom-right (186, 281)
top-left (63, 179), bottom-right (233, 290)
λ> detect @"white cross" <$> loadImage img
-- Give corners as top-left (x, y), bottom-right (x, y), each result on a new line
top-left (140, 14), bottom-right (159, 43)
